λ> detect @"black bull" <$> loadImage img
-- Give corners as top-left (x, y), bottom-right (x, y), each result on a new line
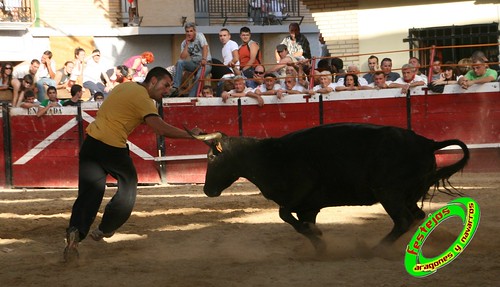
top-left (193, 123), bottom-right (469, 253)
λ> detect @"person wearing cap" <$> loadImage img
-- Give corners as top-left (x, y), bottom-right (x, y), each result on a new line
top-left (268, 44), bottom-right (297, 81)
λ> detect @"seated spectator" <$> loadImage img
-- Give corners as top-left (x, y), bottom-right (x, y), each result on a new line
top-left (363, 55), bottom-right (379, 84)
top-left (123, 51), bottom-right (154, 82)
top-left (268, 44), bottom-right (296, 79)
top-left (380, 57), bottom-right (400, 82)
top-left (0, 62), bottom-right (14, 93)
top-left (70, 47), bottom-right (86, 85)
top-left (458, 57), bottom-right (498, 89)
top-left (221, 75), bottom-right (255, 104)
top-left (238, 26), bottom-right (262, 88)
top-left (263, 0), bottom-right (287, 25)
top-left (37, 86), bottom-right (63, 117)
top-left (109, 65), bottom-right (131, 88)
top-left (94, 91), bottom-right (105, 103)
top-left (36, 50), bottom-right (57, 102)
top-left (11, 59), bottom-right (40, 106)
top-left (408, 57), bottom-right (428, 84)
top-left (276, 23), bottom-right (311, 62)
top-left (83, 49), bottom-right (112, 97)
top-left (389, 63), bottom-right (426, 94)
top-left (276, 76), bottom-right (306, 99)
top-left (18, 89), bottom-right (40, 109)
top-left (173, 22), bottom-right (212, 97)
top-left (308, 71), bottom-right (337, 95)
top-left (63, 85), bottom-right (83, 106)
top-left (54, 61), bottom-right (74, 93)
top-left (368, 71), bottom-right (393, 89)
top-left (15, 75), bottom-right (37, 106)
top-left (336, 65), bottom-right (369, 87)
top-left (199, 85), bottom-right (214, 97)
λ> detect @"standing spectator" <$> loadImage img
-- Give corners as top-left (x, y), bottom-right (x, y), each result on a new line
top-left (319, 33), bottom-right (331, 59)
top-left (123, 51), bottom-right (154, 82)
top-left (54, 61), bottom-right (74, 93)
top-left (276, 22), bottom-right (311, 62)
top-left (62, 85), bottom-right (83, 106)
top-left (36, 50), bottom-right (57, 102)
top-left (83, 49), bottom-right (112, 98)
top-left (363, 55), bottom-right (379, 84)
top-left (430, 57), bottom-right (442, 81)
top-left (37, 86), bottom-right (63, 117)
top-left (458, 57), bottom-right (497, 89)
top-left (263, 0), bottom-right (286, 24)
top-left (249, 0), bottom-right (264, 25)
top-left (173, 22), bottom-right (212, 97)
top-left (330, 57), bottom-right (345, 81)
top-left (63, 67), bottom-right (201, 262)
top-left (380, 57), bottom-right (400, 82)
top-left (213, 28), bottom-right (240, 96)
top-left (389, 63), bottom-right (426, 94)
top-left (128, 0), bottom-right (138, 25)
top-left (238, 26), bottom-right (262, 88)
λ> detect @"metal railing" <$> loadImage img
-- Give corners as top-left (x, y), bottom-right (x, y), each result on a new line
top-left (0, 0), bottom-right (32, 22)
top-left (194, 0), bottom-right (303, 26)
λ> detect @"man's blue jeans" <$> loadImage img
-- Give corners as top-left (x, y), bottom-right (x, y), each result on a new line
top-left (174, 60), bottom-right (212, 97)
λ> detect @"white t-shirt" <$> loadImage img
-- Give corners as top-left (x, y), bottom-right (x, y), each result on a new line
top-left (36, 59), bottom-right (57, 79)
top-left (83, 59), bottom-right (107, 83)
top-left (393, 74), bottom-right (426, 85)
top-left (313, 83), bottom-right (337, 92)
top-left (255, 83), bottom-right (282, 93)
top-left (222, 40), bottom-right (240, 66)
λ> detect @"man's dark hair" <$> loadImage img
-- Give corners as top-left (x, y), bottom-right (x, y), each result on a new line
top-left (30, 59), bottom-right (40, 65)
top-left (74, 47), bottom-right (85, 57)
top-left (381, 57), bottom-right (392, 65)
top-left (71, 84), bottom-right (82, 97)
top-left (47, 85), bottom-right (57, 93)
top-left (43, 50), bottom-right (53, 58)
top-left (317, 59), bottom-right (331, 72)
top-left (240, 26), bottom-right (251, 34)
top-left (331, 57), bottom-right (344, 73)
top-left (144, 67), bottom-right (172, 83)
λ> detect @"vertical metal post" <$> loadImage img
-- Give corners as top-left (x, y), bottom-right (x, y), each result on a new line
top-left (237, 98), bottom-right (243, 136)
top-left (319, 94), bottom-right (324, 125)
top-left (427, 45), bottom-right (436, 84)
top-left (77, 101), bottom-right (84, 148)
top-left (157, 100), bottom-right (166, 184)
top-left (406, 90), bottom-right (412, 130)
top-left (2, 102), bottom-right (12, 188)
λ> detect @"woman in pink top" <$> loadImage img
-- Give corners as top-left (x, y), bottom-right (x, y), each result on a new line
top-left (123, 51), bottom-right (154, 81)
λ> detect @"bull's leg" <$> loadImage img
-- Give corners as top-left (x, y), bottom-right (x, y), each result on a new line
top-left (378, 201), bottom-right (415, 246)
top-left (410, 203), bottom-right (426, 220)
top-left (279, 207), bottom-right (326, 254)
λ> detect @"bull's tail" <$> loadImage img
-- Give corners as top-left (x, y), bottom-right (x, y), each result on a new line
top-left (432, 139), bottom-right (470, 194)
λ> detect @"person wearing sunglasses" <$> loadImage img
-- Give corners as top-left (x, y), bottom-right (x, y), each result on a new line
top-left (0, 63), bottom-right (14, 93)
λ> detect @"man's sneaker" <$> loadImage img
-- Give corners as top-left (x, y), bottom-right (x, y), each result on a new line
top-left (63, 227), bottom-right (80, 262)
top-left (89, 228), bottom-right (115, 241)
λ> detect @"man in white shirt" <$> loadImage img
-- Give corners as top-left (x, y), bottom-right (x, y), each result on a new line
top-left (390, 64), bottom-right (426, 94)
top-left (36, 51), bottom-right (57, 102)
top-left (83, 49), bottom-right (112, 98)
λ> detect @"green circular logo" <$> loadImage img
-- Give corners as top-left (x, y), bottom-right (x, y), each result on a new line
top-left (404, 197), bottom-right (480, 277)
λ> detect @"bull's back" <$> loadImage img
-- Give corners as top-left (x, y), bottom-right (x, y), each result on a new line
top-left (273, 123), bottom-right (436, 206)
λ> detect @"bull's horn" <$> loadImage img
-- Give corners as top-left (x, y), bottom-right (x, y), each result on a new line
top-left (192, 132), bottom-right (223, 141)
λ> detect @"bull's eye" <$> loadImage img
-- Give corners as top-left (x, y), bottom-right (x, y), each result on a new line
top-left (208, 154), bottom-right (216, 160)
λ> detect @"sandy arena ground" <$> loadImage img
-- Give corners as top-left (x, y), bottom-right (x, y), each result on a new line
top-left (0, 172), bottom-right (499, 287)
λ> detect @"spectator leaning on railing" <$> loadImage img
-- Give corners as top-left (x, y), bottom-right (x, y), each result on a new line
top-left (458, 57), bottom-right (498, 89)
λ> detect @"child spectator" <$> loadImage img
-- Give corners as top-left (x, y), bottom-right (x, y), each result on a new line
top-left (199, 85), bottom-right (214, 97)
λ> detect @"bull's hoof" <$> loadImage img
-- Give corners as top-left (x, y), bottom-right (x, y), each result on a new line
top-left (313, 240), bottom-right (327, 256)
top-left (413, 209), bottom-right (426, 220)
top-left (307, 222), bottom-right (323, 236)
